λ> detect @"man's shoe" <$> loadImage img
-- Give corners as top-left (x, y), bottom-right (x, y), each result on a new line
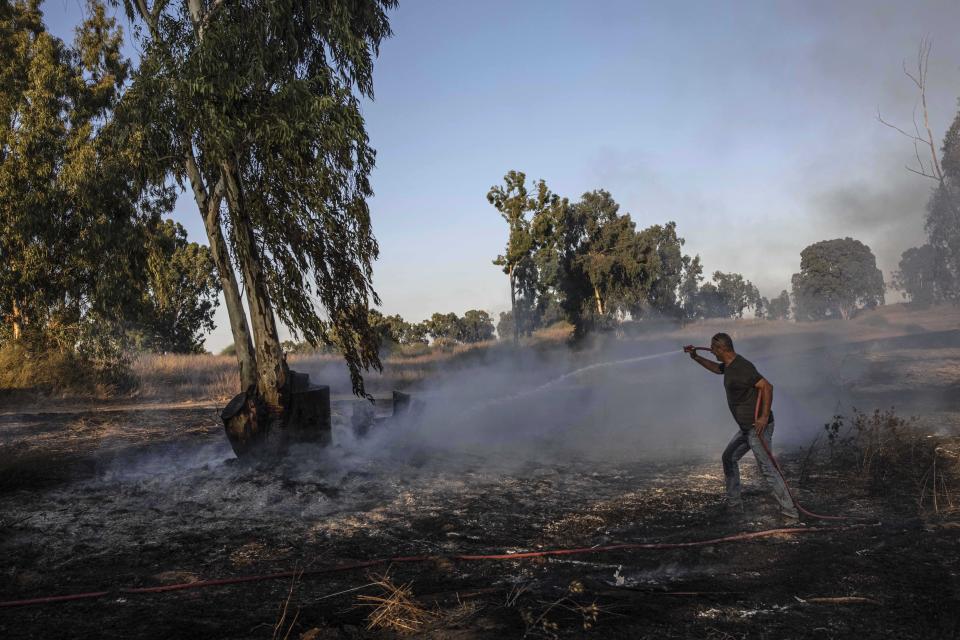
top-left (725, 501), bottom-right (746, 519)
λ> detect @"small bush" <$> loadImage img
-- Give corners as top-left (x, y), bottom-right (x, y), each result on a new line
top-left (821, 408), bottom-right (959, 513)
top-left (0, 343), bottom-right (135, 397)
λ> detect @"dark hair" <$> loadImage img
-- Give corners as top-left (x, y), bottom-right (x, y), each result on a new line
top-left (711, 332), bottom-right (734, 351)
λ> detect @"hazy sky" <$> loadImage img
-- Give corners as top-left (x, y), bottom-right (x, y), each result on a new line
top-left (42, 0), bottom-right (960, 352)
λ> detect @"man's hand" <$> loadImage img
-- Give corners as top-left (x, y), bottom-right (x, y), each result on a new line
top-left (754, 414), bottom-right (769, 438)
top-left (683, 345), bottom-right (697, 359)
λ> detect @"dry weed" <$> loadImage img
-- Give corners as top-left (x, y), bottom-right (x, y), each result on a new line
top-left (356, 573), bottom-right (437, 634)
top-left (272, 570), bottom-right (303, 640)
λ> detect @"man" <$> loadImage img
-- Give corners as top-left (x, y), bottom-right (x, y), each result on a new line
top-left (685, 333), bottom-right (800, 524)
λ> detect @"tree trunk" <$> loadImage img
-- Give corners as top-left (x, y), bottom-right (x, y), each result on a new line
top-left (11, 300), bottom-right (21, 341)
top-left (184, 156), bottom-right (257, 392)
top-left (509, 266), bottom-right (518, 345)
top-left (130, 3), bottom-right (258, 394)
top-left (593, 286), bottom-right (605, 315)
top-left (220, 159), bottom-right (289, 413)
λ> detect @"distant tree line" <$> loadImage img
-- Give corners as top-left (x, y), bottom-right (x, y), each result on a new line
top-left (273, 308), bottom-right (497, 355)
top-left (487, 171), bottom-right (777, 339)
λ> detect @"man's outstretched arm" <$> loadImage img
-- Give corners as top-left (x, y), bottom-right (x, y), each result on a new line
top-left (685, 346), bottom-right (723, 374)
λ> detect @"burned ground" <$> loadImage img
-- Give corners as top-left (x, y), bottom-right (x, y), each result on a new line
top-left (2, 319), bottom-right (960, 639)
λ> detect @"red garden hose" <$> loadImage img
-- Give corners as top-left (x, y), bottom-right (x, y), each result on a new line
top-left (0, 523), bottom-right (873, 608)
top-left (752, 393), bottom-right (851, 521)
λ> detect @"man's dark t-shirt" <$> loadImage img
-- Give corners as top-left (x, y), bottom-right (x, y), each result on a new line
top-left (718, 355), bottom-right (772, 429)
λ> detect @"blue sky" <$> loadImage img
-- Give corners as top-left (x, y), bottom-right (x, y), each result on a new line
top-left (41, 0), bottom-right (960, 352)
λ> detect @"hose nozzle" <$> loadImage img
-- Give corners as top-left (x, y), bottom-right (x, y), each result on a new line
top-left (683, 345), bottom-right (711, 354)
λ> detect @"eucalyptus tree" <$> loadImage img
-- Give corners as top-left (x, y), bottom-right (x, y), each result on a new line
top-left (568, 190), bottom-right (654, 323)
top-left (0, 0), bottom-right (162, 363)
top-left (791, 238), bottom-right (884, 320)
top-left (489, 171), bottom-right (540, 343)
top-left (459, 309), bottom-right (495, 343)
top-left (136, 219), bottom-right (220, 353)
top-left (765, 290), bottom-right (791, 320)
top-left (120, 0), bottom-right (396, 416)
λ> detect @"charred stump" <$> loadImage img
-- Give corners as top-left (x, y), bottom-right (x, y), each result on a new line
top-left (221, 369), bottom-right (331, 457)
top-left (351, 400), bottom-right (376, 438)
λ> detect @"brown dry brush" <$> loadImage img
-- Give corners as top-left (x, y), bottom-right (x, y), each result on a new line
top-left (356, 573), bottom-right (438, 634)
top-left (815, 408), bottom-right (960, 514)
top-left (354, 572), bottom-right (485, 635)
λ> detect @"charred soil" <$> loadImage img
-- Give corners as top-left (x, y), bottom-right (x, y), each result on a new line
top-left (2, 319), bottom-right (960, 639)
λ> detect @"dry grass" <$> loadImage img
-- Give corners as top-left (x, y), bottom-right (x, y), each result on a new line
top-left (0, 343), bottom-right (133, 398)
top-left (131, 353), bottom-right (239, 402)
top-left (814, 408), bottom-right (960, 515)
top-left (5, 303), bottom-right (957, 405)
top-left (356, 573), bottom-right (437, 634)
top-left (272, 570), bottom-right (303, 640)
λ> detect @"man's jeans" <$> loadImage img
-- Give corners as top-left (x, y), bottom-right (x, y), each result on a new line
top-left (722, 423), bottom-right (799, 519)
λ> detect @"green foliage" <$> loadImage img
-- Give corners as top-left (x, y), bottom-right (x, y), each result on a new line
top-left (497, 310), bottom-right (515, 342)
top-left (567, 190), bottom-right (654, 326)
top-left (459, 309), bottom-right (495, 343)
top-left (365, 309), bottom-right (428, 351)
top-left (424, 312), bottom-right (461, 342)
top-left (921, 108), bottom-right (960, 303)
top-left (0, 341), bottom-right (134, 394)
top-left (489, 173), bottom-right (703, 337)
top-left (791, 237), bottom-right (885, 320)
top-left (637, 221), bottom-right (691, 319)
top-left (892, 244), bottom-right (949, 307)
top-left (133, 219), bottom-right (220, 353)
top-left (123, 0), bottom-right (396, 396)
top-left (489, 171), bottom-right (553, 338)
top-left (0, 1), bottom-right (173, 369)
top-left (765, 290), bottom-right (791, 320)
top-left (689, 271), bottom-right (762, 319)
top-left (0, 3), bottom-right (221, 374)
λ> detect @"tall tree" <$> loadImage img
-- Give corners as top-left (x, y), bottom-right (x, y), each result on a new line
top-left (122, 0), bottom-right (395, 421)
top-left (791, 238), bottom-right (885, 320)
top-left (0, 1), bottom-right (163, 365)
top-left (766, 290), bottom-right (791, 320)
top-left (136, 219), bottom-right (220, 353)
top-left (488, 171), bottom-right (541, 342)
top-left (425, 312), bottom-right (461, 342)
top-left (924, 108), bottom-right (960, 301)
top-left (678, 254), bottom-right (704, 320)
top-left (892, 244), bottom-right (950, 306)
top-left (880, 41), bottom-right (960, 303)
top-left (711, 271), bottom-right (762, 319)
top-left (636, 221), bottom-right (698, 319)
top-left (567, 190), bottom-right (654, 325)
top-left (459, 309), bottom-right (495, 343)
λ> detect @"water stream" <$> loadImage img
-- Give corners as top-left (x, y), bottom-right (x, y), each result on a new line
top-left (462, 350), bottom-right (680, 417)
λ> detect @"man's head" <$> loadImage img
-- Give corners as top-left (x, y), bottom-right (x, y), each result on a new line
top-left (710, 333), bottom-right (735, 359)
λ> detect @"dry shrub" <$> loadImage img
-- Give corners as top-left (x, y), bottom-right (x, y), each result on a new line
top-left (0, 343), bottom-right (134, 397)
top-left (821, 408), bottom-right (960, 513)
top-left (356, 573), bottom-right (437, 634)
top-left (516, 579), bottom-right (604, 637)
